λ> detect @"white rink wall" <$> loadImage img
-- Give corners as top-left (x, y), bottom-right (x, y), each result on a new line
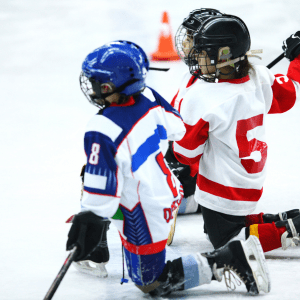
top-left (0, 0), bottom-right (300, 299)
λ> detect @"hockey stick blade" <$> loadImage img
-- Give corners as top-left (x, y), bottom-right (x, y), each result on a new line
top-left (44, 246), bottom-right (79, 300)
top-left (149, 67), bottom-right (170, 72)
top-left (266, 52), bottom-right (285, 69)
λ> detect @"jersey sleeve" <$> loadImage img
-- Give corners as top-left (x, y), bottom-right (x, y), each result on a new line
top-left (145, 87), bottom-right (186, 141)
top-left (268, 56), bottom-right (300, 114)
top-left (173, 117), bottom-right (209, 166)
top-left (80, 116), bottom-right (124, 218)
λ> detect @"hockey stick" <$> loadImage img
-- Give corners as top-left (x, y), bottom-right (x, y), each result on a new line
top-left (149, 67), bottom-right (170, 71)
top-left (44, 246), bottom-right (79, 300)
top-left (266, 52), bottom-right (285, 69)
top-left (149, 52), bottom-right (285, 72)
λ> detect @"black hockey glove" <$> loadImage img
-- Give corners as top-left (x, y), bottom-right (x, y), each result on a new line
top-left (283, 31), bottom-right (300, 61)
top-left (165, 142), bottom-right (197, 198)
top-left (66, 211), bottom-right (110, 262)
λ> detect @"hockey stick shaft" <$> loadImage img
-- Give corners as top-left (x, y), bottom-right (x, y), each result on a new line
top-left (149, 67), bottom-right (170, 71)
top-left (44, 246), bottom-right (78, 300)
top-left (266, 52), bottom-right (285, 69)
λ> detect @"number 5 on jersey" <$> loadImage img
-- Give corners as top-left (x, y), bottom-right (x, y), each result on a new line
top-left (236, 114), bottom-right (267, 174)
top-left (89, 143), bottom-right (100, 165)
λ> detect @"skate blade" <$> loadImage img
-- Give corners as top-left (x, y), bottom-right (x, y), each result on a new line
top-left (73, 261), bottom-right (108, 278)
top-left (242, 236), bottom-right (271, 294)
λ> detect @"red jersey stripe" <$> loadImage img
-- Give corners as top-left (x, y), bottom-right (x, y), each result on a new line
top-left (119, 234), bottom-right (167, 255)
top-left (197, 174), bottom-right (263, 202)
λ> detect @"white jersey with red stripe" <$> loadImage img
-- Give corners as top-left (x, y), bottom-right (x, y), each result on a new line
top-left (81, 87), bottom-right (185, 255)
top-left (173, 57), bottom-right (300, 216)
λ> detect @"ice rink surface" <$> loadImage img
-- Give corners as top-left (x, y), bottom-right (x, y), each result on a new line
top-left (1, 0), bottom-right (300, 299)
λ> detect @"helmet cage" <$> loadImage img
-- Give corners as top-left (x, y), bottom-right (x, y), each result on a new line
top-left (175, 9), bottom-right (224, 64)
top-left (187, 47), bottom-right (219, 82)
top-left (175, 25), bottom-right (192, 64)
top-left (80, 72), bottom-right (140, 109)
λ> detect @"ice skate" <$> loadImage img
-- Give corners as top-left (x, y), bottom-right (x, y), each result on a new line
top-left (73, 237), bottom-right (110, 278)
top-left (276, 214), bottom-right (300, 250)
top-left (263, 208), bottom-right (300, 223)
top-left (73, 260), bottom-right (108, 278)
top-left (202, 236), bottom-right (271, 295)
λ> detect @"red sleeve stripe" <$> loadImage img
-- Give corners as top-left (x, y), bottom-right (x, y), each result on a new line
top-left (287, 56), bottom-right (300, 84)
top-left (174, 140), bottom-right (205, 159)
top-left (197, 174), bottom-right (263, 202)
top-left (176, 119), bottom-right (209, 150)
top-left (119, 234), bottom-right (167, 255)
top-left (173, 146), bottom-right (202, 166)
top-left (269, 74), bottom-right (296, 114)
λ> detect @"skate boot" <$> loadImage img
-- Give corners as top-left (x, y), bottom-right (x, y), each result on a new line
top-left (263, 209), bottom-right (300, 223)
top-left (276, 214), bottom-right (300, 250)
top-left (202, 236), bottom-right (270, 295)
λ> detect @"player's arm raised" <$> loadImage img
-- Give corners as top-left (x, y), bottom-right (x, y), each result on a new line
top-left (268, 31), bottom-right (300, 114)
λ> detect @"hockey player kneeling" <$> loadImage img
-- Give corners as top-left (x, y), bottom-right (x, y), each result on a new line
top-left (66, 40), bottom-right (270, 296)
top-left (170, 8), bottom-right (300, 253)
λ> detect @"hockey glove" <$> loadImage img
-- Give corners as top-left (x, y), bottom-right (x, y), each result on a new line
top-left (66, 211), bottom-right (110, 262)
top-left (283, 31), bottom-right (300, 61)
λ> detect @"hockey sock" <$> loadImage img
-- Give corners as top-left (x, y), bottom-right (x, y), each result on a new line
top-left (180, 253), bottom-right (212, 289)
top-left (149, 254), bottom-right (212, 296)
top-left (245, 213), bottom-right (264, 227)
top-left (247, 223), bottom-right (286, 252)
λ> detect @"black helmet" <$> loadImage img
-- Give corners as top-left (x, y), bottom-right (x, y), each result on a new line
top-left (175, 9), bottom-right (251, 82)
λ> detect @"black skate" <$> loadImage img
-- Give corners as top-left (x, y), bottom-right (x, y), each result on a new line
top-left (73, 220), bottom-right (110, 278)
top-left (202, 236), bottom-right (270, 295)
top-left (263, 208), bottom-right (300, 223)
top-left (276, 214), bottom-right (300, 250)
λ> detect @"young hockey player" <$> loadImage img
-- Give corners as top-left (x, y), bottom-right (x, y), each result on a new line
top-left (171, 8), bottom-right (300, 252)
top-left (66, 40), bottom-right (270, 296)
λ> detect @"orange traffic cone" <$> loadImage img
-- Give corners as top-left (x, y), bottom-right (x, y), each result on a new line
top-left (151, 11), bottom-right (180, 61)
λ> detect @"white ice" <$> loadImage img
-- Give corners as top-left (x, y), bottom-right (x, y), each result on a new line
top-left (1, 0), bottom-right (300, 299)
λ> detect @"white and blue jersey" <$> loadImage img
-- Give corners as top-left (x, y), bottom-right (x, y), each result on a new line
top-left (81, 87), bottom-right (185, 256)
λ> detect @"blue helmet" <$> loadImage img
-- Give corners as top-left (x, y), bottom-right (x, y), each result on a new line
top-left (80, 40), bottom-right (150, 108)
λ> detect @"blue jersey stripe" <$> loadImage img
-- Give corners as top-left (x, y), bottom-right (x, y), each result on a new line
top-left (132, 125), bottom-right (167, 172)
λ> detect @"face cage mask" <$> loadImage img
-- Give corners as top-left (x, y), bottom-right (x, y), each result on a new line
top-left (187, 47), bottom-right (237, 82)
top-left (79, 72), bottom-right (107, 109)
top-left (79, 72), bottom-right (140, 109)
top-left (175, 25), bottom-right (195, 65)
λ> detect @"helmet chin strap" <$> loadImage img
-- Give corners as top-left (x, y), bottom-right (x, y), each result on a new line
top-left (216, 49), bottom-right (263, 69)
